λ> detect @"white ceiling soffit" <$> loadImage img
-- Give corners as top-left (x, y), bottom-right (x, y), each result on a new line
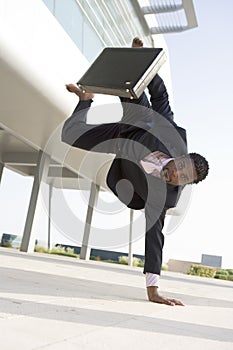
top-left (137, 0), bottom-right (198, 34)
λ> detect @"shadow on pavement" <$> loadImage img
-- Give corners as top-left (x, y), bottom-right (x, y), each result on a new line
top-left (0, 294), bottom-right (233, 343)
top-left (1, 266), bottom-right (233, 309)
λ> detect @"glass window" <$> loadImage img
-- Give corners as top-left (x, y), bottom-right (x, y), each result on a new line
top-left (54, 0), bottom-right (84, 50)
top-left (83, 17), bottom-right (104, 62)
top-left (42, 0), bottom-right (153, 62)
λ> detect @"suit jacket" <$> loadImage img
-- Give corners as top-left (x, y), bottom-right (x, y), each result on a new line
top-left (106, 117), bottom-right (188, 210)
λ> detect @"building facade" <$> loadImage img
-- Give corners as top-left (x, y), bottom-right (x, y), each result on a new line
top-left (0, 0), bottom-right (197, 260)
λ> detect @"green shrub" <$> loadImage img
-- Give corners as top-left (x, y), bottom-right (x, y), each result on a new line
top-left (34, 246), bottom-right (49, 253)
top-left (103, 259), bottom-right (118, 264)
top-left (2, 242), bottom-right (13, 248)
top-left (132, 257), bottom-right (144, 267)
top-left (215, 275), bottom-right (228, 280)
top-left (118, 256), bottom-right (128, 265)
top-left (215, 269), bottom-right (229, 276)
top-left (187, 264), bottom-right (216, 278)
top-left (95, 256), bottom-right (102, 261)
top-left (118, 256), bottom-right (145, 267)
top-left (50, 246), bottom-right (78, 258)
top-left (34, 245), bottom-right (79, 258)
top-left (214, 269), bottom-right (233, 281)
top-left (188, 264), bottom-right (199, 276)
top-left (90, 255), bottom-right (96, 260)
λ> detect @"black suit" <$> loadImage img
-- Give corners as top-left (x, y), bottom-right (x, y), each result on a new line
top-left (62, 74), bottom-right (188, 275)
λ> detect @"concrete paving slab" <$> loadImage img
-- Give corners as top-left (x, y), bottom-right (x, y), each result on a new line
top-left (0, 247), bottom-right (232, 350)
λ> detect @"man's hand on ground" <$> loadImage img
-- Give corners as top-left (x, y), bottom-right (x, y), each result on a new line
top-left (65, 83), bottom-right (94, 100)
top-left (147, 286), bottom-right (185, 306)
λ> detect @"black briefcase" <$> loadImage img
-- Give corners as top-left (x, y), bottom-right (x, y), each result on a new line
top-left (77, 47), bottom-right (166, 99)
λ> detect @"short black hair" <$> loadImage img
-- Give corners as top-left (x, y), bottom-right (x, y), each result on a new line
top-left (188, 153), bottom-right (209, 184)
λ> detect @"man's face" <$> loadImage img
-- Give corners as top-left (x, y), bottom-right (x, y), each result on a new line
top-left (161, 156), bottom-right (197, 186)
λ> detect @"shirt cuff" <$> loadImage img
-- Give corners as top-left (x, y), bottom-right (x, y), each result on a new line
top-left (146, 273), bottom-right (160, 287)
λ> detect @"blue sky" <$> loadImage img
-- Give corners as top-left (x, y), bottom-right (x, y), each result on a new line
top-left (0, 0), bottom-right (233, 268)
top-left (161, 0), bottom-right (233, 267)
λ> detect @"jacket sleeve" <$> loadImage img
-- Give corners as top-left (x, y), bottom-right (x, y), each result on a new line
top-left (143, 206), bottom-right (167, 275)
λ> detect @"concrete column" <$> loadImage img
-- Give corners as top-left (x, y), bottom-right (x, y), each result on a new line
top-left (21, 151), bottom-right (50, 252)
top-left (0, 162), bottom-right (4, 184)
top-left (128, 209), bottom-right (134, 266)
top-left (48, 183), bottom-right (53, 250)
top-left (80, 182), bottom-right (99, 260)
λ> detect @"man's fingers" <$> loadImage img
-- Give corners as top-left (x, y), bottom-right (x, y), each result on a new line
top-left (151, 295), bottom-right (175, 306)
top-left (168, 298), bottom-right (185, 306)
top-left (161, 298), bottom-right (184, 306)
top-left (149, 295), bottom-right (184, 306)
top-left (164, 299), bottom-right (175, 306)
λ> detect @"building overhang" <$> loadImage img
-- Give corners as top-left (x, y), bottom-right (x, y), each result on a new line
top-left (135, 0), bottom-right (198, 34)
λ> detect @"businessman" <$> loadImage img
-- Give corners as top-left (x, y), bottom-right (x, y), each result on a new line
top-left (62, 38), bottom-right (209, 306)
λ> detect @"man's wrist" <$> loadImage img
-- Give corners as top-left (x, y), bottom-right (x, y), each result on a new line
top-left (78, 99), bottom-right (93, 107)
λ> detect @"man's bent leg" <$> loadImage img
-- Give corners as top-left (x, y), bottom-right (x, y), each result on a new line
top-left (62, 99), bottom-right (120, 153)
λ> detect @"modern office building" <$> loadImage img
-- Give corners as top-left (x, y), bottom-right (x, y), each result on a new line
top-left (0, 0), bottom-right (197, 262)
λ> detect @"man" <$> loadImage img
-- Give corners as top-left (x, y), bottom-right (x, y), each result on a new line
top-left (62, 38), bottom-right (209, 306)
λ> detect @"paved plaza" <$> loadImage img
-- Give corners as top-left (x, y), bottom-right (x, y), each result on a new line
top-left (0, 247), bottom-right (232, 350)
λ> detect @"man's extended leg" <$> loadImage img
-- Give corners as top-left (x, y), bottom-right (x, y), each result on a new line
top-left (118, 37), bottom-right (153, 126)
top-left (147, 73), bottom-right (174, 122)
top-left (118, 37), bottom-right (174, 130)
top-left (62, 84), bottom-right (120, 153)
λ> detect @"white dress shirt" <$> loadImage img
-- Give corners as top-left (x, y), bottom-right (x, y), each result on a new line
top-left (140, 151), bottom-right (172, 178)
